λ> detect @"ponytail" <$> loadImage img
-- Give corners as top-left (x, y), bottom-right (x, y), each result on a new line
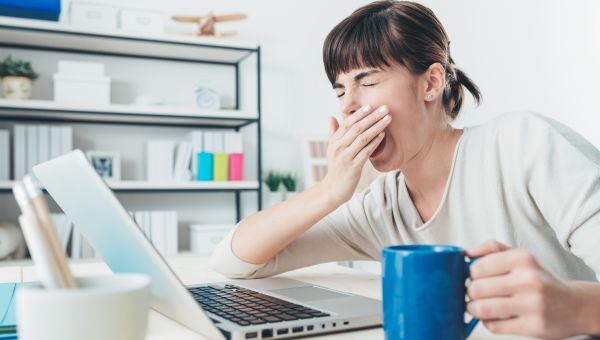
top-left (443, 62), bottom-right (481, 119)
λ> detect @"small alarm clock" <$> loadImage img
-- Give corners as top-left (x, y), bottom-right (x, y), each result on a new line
top-left (195, 85), bottom-right (221, 110)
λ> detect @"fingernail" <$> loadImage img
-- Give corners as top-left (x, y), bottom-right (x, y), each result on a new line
top-left (362, 105), bottom-right (371, 113)
top-left (378, 106), bottom-right (388, 115)
top-left (383, 114), bottom-right (391, 121)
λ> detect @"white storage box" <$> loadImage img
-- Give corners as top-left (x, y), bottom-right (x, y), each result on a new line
top-left (189, 224), bottom-right (233, 255)
top-left (53, 74), bottom-right (111, 105)
top-left (70, 2), bottom-right (119, 29)
top-left (58, 60), bottom-right (105, 78)
top-left (120, 8), bottom-right (164, 33)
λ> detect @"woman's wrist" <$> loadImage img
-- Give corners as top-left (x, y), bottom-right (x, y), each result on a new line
top-left (314, 180), bottom-right (345, 210)
top-left (569, 281), bottom-right (600, 336)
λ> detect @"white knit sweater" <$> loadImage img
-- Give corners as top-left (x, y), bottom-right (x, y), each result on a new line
top-left (211, 111), bottom-right (600, 282)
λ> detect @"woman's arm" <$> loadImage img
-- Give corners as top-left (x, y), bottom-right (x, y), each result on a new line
top-left (229, 105), bottom-right (392, 265)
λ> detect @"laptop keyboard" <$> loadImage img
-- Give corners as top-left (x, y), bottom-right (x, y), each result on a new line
top-left (189, 284), bottom-right (331, 326)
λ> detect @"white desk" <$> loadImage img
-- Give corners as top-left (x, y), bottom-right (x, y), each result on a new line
top-left (0, 254), bottom-right (532, 340)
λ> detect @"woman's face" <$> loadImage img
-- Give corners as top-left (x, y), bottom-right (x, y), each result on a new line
top-left (333, 64), bottom-right (442, 172)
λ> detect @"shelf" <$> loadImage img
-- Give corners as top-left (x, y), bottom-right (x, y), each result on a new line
top-left (0, 99), bottom-right (258, 128)
top-left (0, 180), bottom-right (260, 193)
top-left (0, 16), bottom-right (258, 65)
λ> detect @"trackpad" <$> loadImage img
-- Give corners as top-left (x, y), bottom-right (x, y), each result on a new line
top-left (269, 286), bottom-right (350, 302)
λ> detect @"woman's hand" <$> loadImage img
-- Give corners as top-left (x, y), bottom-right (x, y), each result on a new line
top-left (320, 105), bottom-right (391, 205)
top-left (466, 240), bottom-right (600, 339)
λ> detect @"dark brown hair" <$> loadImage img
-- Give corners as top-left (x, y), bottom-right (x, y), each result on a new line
top-left (323, 0), bottom-right (481, 119)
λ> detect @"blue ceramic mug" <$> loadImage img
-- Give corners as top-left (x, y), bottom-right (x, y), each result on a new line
top-left (381, 245), bottom-right (479, 340)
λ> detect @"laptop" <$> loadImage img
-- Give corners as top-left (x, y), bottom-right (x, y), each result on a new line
top-left (32, 150), bottom-right (382, 340)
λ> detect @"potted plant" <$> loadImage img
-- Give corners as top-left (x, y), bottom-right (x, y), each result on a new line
top-left (0, 55), bottom-right (39, 100)
top-left (264, 170), bottom-right (284, 207)
top-left (281, 172), bottom-right (299, 199)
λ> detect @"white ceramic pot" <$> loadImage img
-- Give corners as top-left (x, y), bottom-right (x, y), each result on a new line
top-left (2, 76), bottom-right (32, 100)
top-left (266, 190), bottom-right (285, 207)
top-left (17, 274), bottom-right (151, 340)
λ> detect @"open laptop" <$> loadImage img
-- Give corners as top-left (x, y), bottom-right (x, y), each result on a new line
top-left (32, 150), bottom-right (382, 340)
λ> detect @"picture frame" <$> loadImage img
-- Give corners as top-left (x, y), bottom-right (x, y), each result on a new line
top-left (86, 150), bottom-right (121, 181)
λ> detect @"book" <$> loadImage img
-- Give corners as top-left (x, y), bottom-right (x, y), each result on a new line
top-left (49, 126), bottom-right (62, 160)
top-left (169, 211), bottom-right (178, 256)
top-left (0, 282), bottom-right (19, 337)
top-left (173, 141), bottom-right (192, 181)
top-left (150, 211), bottom-right (165, 255)
top-left (12, 125), bottom-right (26, 180)
top-left (26, 125), bottom-right (37, 173)
top-left (37, 125), bottom-right (50, 164)
top-left (186, 131), bottom-right (203, 179)
top-left (61, 126), bottom-right (73, 156)
top-left (145, 141), bottom-right (174, 181)
top-left (0, 130), bottom-right (8, 181)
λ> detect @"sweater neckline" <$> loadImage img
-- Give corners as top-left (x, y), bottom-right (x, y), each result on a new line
top-left (399, 128), bottom-right (468, 230)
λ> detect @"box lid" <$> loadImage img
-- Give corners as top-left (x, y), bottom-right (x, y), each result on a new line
top-left (53, 74), bottom-right (111, 83)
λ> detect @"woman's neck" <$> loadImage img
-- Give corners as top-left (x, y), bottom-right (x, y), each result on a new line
top-left (401, 126), bottom-right (463, 209)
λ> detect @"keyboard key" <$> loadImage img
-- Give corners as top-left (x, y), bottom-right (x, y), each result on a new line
top-left (249, 319), bottom-right (267, 325)
top-left (278, 314), bottom-right (296, 321)
top-left (263, 316), bottom-right (283, 323)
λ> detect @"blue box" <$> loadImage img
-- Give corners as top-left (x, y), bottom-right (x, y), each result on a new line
top-left (0, 0), bottom-right (61, 21)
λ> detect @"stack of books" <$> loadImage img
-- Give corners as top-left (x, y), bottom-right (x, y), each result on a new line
top-left (12, 124), bottom-right (73, 180)
top-left (144, 130), bottom-right (244, 183)
top-left (49, 213), bottom-right (95, 260)
top-left (129, 211), bottom-right (178, 257)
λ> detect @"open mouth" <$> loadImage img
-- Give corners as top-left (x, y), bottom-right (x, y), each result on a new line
top-left (370, 134), bottom-right (386, 158)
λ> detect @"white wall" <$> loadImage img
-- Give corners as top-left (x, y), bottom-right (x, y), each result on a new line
top-left (1, 0), bottom-right (599, 255)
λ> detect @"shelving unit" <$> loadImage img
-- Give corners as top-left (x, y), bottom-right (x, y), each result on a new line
top-left (0, 16), bottom-right (263, 222)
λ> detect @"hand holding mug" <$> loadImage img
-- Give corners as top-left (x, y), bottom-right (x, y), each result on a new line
top-left (467, 240), bottom-right (599, 339)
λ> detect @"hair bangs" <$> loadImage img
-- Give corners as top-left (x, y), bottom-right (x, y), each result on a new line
top-left (323, 10), bottom-right (405, 84)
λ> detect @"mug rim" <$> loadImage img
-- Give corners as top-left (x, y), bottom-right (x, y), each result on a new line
top-left (17, 273), bottom-right (151, 296)
top-left (382, 244), bottom-right (464, 254)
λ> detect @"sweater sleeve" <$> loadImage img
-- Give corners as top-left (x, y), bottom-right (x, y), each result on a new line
top-left (209, 175), bottom-right (395, 279)
top-left (510, 112), bottom-right (600, 279)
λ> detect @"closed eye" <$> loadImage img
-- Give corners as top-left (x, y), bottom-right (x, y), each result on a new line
top-left (336, 83), bottom-right (377, 98)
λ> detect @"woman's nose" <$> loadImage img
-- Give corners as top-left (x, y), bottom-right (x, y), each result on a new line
top-left (340, 91), bottom-right (362, 117)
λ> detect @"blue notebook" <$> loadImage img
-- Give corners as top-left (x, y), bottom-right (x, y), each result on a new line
top-left (0, 282), bottom-right (20, 339)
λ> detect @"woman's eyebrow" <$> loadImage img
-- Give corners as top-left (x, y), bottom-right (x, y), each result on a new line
top-left (332, 69), bottom-right (380, 89)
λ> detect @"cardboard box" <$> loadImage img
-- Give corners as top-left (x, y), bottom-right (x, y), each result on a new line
top-left (69, 1), bottom-right (118, 29)
top-left (53, 74), bottom-right (111, 105)
top-left (119, 8), bottom-right (164, 33)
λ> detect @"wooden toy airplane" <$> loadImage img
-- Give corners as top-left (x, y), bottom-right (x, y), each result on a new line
top-left (171, 12), bottom-right (247, 37)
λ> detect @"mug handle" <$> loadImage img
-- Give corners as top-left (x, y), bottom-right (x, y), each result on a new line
top-left (464, 258), bottom-right (480, 338)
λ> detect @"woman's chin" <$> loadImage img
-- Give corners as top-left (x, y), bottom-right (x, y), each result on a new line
top-left (369, 150), bottom-right (397, 172)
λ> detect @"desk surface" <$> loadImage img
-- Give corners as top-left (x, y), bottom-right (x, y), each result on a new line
top-left (0, 254), bottom-right (532, 340)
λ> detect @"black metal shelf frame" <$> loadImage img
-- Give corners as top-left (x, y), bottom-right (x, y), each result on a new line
top-left (0, 22), bottom-right (263, 222)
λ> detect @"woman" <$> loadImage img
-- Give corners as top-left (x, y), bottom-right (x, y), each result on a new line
top-left (211, 1), bottom-right (600, 338)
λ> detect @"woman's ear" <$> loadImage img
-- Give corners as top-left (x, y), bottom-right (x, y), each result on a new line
top-left (423, 62), bottom-right (446, 101)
